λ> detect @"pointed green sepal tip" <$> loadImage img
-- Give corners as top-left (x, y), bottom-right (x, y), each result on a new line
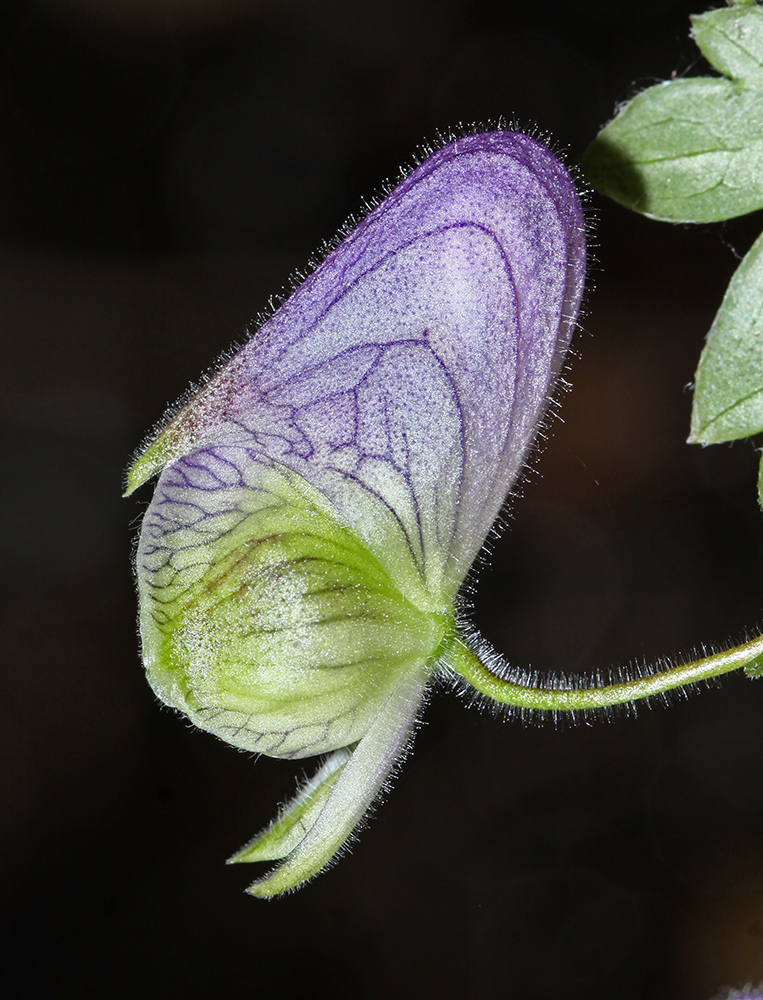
top-left (228, 748), bottom-right (352, 865)
top-left (124, 441), bottom-right (166, 497)
top-left (240, 662), bottom-right (430, 896)
top-left (124, 399), bottom-right (197, 497)
top-left (744, 654), bottom-right (763, 679)
top-left (125, 359), bottom-right (248, 496)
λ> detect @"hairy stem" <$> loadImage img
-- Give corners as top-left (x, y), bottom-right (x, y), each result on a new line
top-left (446, 633), bottom-right (763, 712)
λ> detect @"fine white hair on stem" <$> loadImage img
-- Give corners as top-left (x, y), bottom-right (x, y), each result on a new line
top-left (443, 598), bottom-right (740, 728)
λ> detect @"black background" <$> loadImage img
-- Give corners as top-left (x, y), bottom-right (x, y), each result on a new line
top-left (3, 1), bottom-right (763, 998)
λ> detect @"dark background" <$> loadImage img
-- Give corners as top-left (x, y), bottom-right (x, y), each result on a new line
top-left (3, 1), bottom-right (763, 997)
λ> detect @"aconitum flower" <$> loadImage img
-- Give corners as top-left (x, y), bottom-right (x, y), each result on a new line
top-left (126, 130), bottom-right (586, 896)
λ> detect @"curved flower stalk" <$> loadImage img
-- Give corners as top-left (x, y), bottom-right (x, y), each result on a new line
top-left (126, 130), bottom-right (763, 897)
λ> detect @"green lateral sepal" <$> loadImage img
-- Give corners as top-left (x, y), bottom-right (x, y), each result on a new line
top-left (138, 451), bottom-right (448, 759)
top-left (229, 747), bottom-right (353, 864)
top-left (245, 660), bottom-right (430, 898)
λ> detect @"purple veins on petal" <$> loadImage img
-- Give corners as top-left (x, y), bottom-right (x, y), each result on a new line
top-left (130, 130), bottom-right (585, 609)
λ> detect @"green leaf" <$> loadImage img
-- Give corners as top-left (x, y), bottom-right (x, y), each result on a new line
top-left (690, 228), bottom-right (763, 444)
top-left (691, 5), bottom-right (763, 87)
top-left (581, 78), bottom-right (763, 222)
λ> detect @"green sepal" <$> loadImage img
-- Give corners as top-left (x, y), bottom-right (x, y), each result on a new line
top-left (581, 78), bottom-right (763, 223)
top-left (246, 660), bottom-right (430, 897)
top-left (137, 445), bottom-right (453, 894)
top-left (691, 5), bottom-right (763, 87)
top-left (229, 747), bottom-right (352, 863)
top-left (690, 228), bottom-right (763, 444)
top-left (125, 362), bottom-right (245, 497)
top-left (139, 457), bottom-right (449, 758)
top-left (126, 436), bottom-right (175, 497)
